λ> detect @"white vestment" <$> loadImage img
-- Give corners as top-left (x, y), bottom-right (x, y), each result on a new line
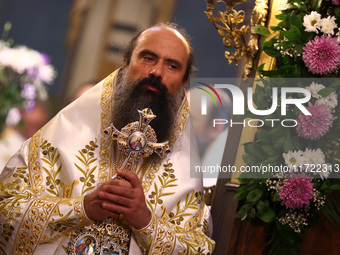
top-left (0, 127), bottom-right (26, 173)
top-left (0, 70), bottom-right (215, 254)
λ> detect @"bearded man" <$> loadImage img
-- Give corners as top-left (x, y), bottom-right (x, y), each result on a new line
top-left (0, 23), bottom-right (215, 254)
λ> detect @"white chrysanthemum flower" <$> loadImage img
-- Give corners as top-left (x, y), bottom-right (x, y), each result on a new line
top-left (319, 164), bottom-right (331, 180)
top-left (306, 82), bottom-right (325, 98)
top-left (0, 46), bottom-right (36, 74)
top-left (283, 150), bottom-right (304, 168)
top-left (34, 82), bottom-right (49, 100)
top-left (303, 11), bottom-right (322, 33)
top-left (303, 148), bottom-right (325, 165)
top-left (302, 148), bottom-right (329, 179)
top-left (321, 16), bottom-right (337, 35)
top-left (337, 31), bottom-right (340, 43)
top-left (38, 64), bottom-right (56, 84)
top-left (5, 108), bottom-right (21, 126)
top-left (316, 91), bottom-right (338, 109)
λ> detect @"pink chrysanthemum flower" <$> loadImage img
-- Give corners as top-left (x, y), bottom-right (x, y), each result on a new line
top-left (296, 102), bottom-right (334, 140)
top-left (302, 35), bottom-right (340, 75)
top-left (279, 175), bottom-right (314, 210)
top-left (332, 0), bottom-right (340, 5)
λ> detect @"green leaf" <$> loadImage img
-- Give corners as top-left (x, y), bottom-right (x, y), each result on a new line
top-left (283, 134), bottom-right (294, 153)
top-left (264, 47), bottom-right (281, 57)
top-left (256, 200), bottom-right (269, 211)
top-left (235, 203), bottom-right (253, 220)
top-left (254, 25), bottom-right (271, 36)
top-left (242, 153), bottom-right (259, 166)
top-left (271, 192), bottom-right (281, 202)
top-left (311, 0), bottom-right (323, 9)
top-left (256, 208), bottom-right (275, 223)
top-left (262, 145), bottom-right (276, 156)
top-left (270, 25), bottom-right (282, 32)
top-left (329, 184), bottom-right (340, 191)
top-left (280, 30), bottom-right (298, 41)
top-left (248, 207), bottom-right (256, 219)
top-left (289, 15), bottom-right (303, 30)
top-left (335, 7), bottom-right (340, 19)
top-left (293, 2), bottom-right (308, 12)
top-left (233, 185), bottom-right (248, 200)
top-left (318, 88), bottom-right (334, 97)
top-left (256, 128), bottom-right (270, 142)
top-left (261, 155), bottom-right (280, 167)
top-left (275, 14), bottom-right (287, 21)
top-left (246, 188), bottom-right (263, 203)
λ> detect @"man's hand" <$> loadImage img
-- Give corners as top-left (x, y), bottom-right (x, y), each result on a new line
top-left (84, 169), bottom-right (151, 229)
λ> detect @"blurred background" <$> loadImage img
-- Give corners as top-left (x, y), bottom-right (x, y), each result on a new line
top-left (0, 0), bottom-right (254, 184)
top-left (0, 0), bottom-right (242, 114)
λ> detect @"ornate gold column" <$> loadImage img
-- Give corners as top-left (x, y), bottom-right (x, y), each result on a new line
top-left (205, 0), bottom-right (269, 78)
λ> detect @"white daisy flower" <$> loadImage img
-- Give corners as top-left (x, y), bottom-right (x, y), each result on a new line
top-left (283, 150), bottom-right (304, 169)
top-left (321, 16), bottom-right (337, 35)
top-left (306, 82), bottom-right (325, 99)
top-left (303, 11), bottom-right (322, 33)
top-left (303, 148), bottom-right (325, 165)
top-left (316, 91), bottom-right (338, 109)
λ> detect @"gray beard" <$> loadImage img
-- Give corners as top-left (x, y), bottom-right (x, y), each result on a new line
top-left (111, 68), bottom-right (185, 161)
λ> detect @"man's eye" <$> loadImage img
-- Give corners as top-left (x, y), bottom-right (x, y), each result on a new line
top-left (169, 64), bottom-right (177, 70)
top-left (144, 56), bottom-right (154, 62)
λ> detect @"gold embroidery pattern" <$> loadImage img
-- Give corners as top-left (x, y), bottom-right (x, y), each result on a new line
top-left (47, 207), bottom-right (77, 237)
top-left (133, 212), bottom-right (157, 253)
top-left (135, 214), bottom-right (176, 254)
top-left (40, 139), bottom-right (62, 197)
top-left (40, 197), bottom-right (92, 243)
top-left (169, 191), bottom-right (202, 228)
top-left (140, 159), bottom-right (163, 192)
top-left (75, 140), bottom-right (98, 195)
top-left (99, 71), bottom-right (117, 184)
top-left (147, 161), bottom-right (177, 213)
top-left (28, 129), bottom-right (44, 195)
top-left (0, 167), bottom-right (33, 252)
top-left (135, 159), bottom-right (214, 255)
top-left (153, 216), bottom-right (176, 254)
top-left (74, 196), bottom-right (88, 221)
top-left (61, 180), bottom-right (79, 198)
top-left (13, 197), bottom-right (61, 255)
top-left (135, 207), bottom-right (214, 254)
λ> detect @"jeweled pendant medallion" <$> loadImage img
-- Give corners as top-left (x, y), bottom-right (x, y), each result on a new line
top-left (67, 217), bottom-right (130, 255)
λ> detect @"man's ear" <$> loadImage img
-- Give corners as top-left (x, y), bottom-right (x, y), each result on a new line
top-left (182, 79), bottom-right (189, 88)
top-left (123, 58), bottom-right (127, 68)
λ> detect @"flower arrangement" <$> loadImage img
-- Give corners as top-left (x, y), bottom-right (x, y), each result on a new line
top-left (0, 23), bottom-right (56, 132)
top-left (234, 0), bottom-right (340, 254)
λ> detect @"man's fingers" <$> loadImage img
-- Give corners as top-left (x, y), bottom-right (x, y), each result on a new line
top-left (106, 178), bottom-right (131, 188)
top-left (99, 186), bottom-right (134, 200)
top-left (116, 169), bottom-right (141, 188)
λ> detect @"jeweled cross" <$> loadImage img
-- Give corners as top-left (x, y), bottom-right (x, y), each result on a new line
top-left (104, 108), bottom-right (170, 177)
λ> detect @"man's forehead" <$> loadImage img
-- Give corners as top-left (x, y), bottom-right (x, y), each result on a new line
top-left (138, 26), bottom-right (190, 54)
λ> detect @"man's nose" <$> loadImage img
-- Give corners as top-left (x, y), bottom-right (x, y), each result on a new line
top-left (149, 62), bottom-right (163, 80)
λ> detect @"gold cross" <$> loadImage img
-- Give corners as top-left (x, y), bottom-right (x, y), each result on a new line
top-left (104, 108), bottom-right (170, 177)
